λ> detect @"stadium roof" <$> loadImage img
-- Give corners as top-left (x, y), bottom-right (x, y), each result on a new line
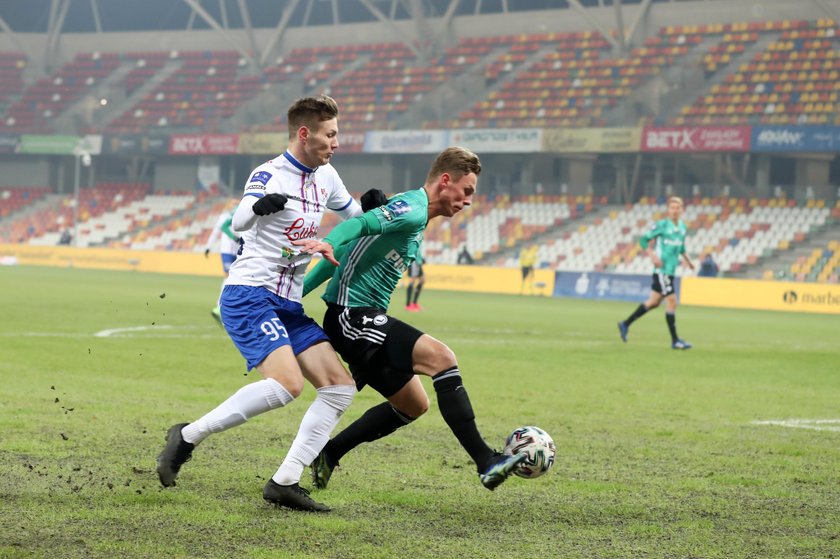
top-left (0, 0), bottom-right (660, 33)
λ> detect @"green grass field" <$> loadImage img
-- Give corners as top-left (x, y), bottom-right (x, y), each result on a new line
top-left (1, 265), bottom-right (838, 558)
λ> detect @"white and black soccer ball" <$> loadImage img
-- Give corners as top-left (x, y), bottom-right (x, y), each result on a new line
top-left (503, 426), bottom-right (556, 479)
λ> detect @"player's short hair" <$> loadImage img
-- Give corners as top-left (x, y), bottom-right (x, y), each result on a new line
top-left (668, 196), bottom-right (684, 208)
top-left (287, 95), bottom-right (339, 138)
top-left (427, 146), bottom-right (482, 182)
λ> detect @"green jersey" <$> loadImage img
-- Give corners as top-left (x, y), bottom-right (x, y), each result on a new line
top-left (304, 188), bottom-right (428, 311)
top-left (639, 218), bottom-right (687, 275)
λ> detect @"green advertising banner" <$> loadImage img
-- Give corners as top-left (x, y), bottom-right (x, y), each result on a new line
top-left (19, 135), bottom-right (81, 155)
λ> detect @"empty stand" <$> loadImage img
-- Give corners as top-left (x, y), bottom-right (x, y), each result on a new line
top-left (3, 52), bottom-right (120, 134)
top-left (674, 19), bottom-right (840, 126)
top-left (496, 197), bottom-right (832, 277)
top-left (0, 186), bottom-right (48, 219)
top-left (107, 50), bottom-right (250, 133)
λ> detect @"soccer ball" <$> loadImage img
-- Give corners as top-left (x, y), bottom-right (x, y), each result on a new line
top-left (503, 426), bottom-right (556, 479)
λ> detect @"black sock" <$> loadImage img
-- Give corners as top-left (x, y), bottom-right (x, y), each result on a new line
top-left (666, 312), bottom-right (678, 343)
top-left (624, 304), bottom-right (648, 326)
top-left (413, 282), bottom-right (424, 304)
top-left (432, 366), bottom-right (494, 472)
top-left (327, 402), bottom-right (414, 465)
top-left (406, 284), bottom-right (414, 306)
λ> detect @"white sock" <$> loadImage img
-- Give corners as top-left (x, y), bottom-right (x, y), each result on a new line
top-left (272, 384), bottom-right (355, 485)
top-left (182, 378), bottom-right (294, 445)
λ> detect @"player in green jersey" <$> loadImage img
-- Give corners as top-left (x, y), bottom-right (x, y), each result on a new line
top-left (295, 146), bottom-right (526, 491)
top-left (405, 242), bottom-right (425, 311)
top-left (618, 196), bottom-right (695, 349)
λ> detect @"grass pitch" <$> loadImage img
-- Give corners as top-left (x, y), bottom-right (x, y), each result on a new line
top-left (1, 265), bottom-right (838, 558)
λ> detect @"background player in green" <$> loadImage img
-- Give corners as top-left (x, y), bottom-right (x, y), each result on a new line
top-left (618, 196), bottom-right (695, 349)
top-left (404, 241), bottom-right (425, 311)
top-left (295, 146), bottom-right (526, 491)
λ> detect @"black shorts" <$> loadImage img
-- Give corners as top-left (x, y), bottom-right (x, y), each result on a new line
top-left (651, 273), bottom-right (676, 296)
top-left (521, 266), bottom-right (534, 280)
top-left (408, 261), bottom-right (424, 279)
top-left (323, 304), bottom-right (424, 397)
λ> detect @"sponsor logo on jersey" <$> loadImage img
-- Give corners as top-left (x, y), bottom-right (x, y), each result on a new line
top-left (284, 217), bottom-right (319, 241)
top-left (250, 171), bottom-right (272, 185)
top-left (385, 199), bottom-right (411, 216)
top-left (385, 249), bottom-right (408, 273)
top-left (245, 183), bottom-right (267, 192)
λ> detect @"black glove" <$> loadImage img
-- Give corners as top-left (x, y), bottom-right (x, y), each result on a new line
top-left (361, 188), bottom-right (388, 212)
top-left (204, 248), bottom-right (210, 258)
top-left (252, 193), bottom-right (288, 216)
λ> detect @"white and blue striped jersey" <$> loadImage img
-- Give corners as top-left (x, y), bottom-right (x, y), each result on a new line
top-left (225, 150), bottom-right (361, 301)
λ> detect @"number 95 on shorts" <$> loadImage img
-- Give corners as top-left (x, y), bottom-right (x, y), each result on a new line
top-left (220, 285), bottom-right (328, 370)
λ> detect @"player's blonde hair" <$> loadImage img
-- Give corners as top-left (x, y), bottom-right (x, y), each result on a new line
top-left (426, 146), bottom-right (482, 182)
top-left (668, 196), bottom-right (684, 208)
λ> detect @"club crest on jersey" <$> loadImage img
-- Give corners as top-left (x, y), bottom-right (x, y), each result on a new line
top-left (385, 199), bottom-right (411, 216)
top-left (250, 171), bottom-right (272, 185)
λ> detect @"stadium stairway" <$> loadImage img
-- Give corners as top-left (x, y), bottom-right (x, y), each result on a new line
top-left (99, 58), bottom-right (183, 132)
top-left (50, 63), bottom-right (136, 132)
top-left (0, 193), bottom-right (63, 243)
top-left (395, 44), bottom-right (506, 130)
top-left (602, 33), bottom-right (721, 125)
top-left (659, 32), bottom-right (779, 124)
top-left (731, 214), bottom-right (840, 281)
top-left (480, 201), bottom-right (609, 268)
top-left (230, 53), bottom-right (370, 132)
top-left (114, 194), bottom-right (228, 251)
top-left (427, 42), bottom-right (558, 130)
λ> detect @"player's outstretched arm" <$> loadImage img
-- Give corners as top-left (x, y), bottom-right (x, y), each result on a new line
top-left (302, 243), bottom-right (349, 297)
top-left (296, 239), bottom-right (339, 266)
top-left (294, 211), bottom-right (384, 264)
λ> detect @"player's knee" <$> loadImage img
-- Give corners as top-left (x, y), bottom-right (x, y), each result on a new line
top-left (398, 394), bottom-right (429, 419)
top-left (262, 372), bottom-right (304, 398)
top-left (283, 377), bottom-right (305, 398)
top-left (413, 393), bottom-right (430, 417)
top-left (430, 341), bottom-right (457, 371)
top-left (411, 335), bottom-right (457, 375)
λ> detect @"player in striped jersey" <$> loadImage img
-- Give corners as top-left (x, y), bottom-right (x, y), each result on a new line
top-left (296, 147), bottom-right (526, 491)
top-left (157, 96), bottom-right (371, 512)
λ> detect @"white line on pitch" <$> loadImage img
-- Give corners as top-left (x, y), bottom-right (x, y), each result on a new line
top-left (751, 419), bottom-right (840, 432)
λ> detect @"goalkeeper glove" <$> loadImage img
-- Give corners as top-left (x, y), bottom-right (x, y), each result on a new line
top-left (361, 188), bottom-right (388, 212)
top-left (252, 193), bottom-right (288, 216)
